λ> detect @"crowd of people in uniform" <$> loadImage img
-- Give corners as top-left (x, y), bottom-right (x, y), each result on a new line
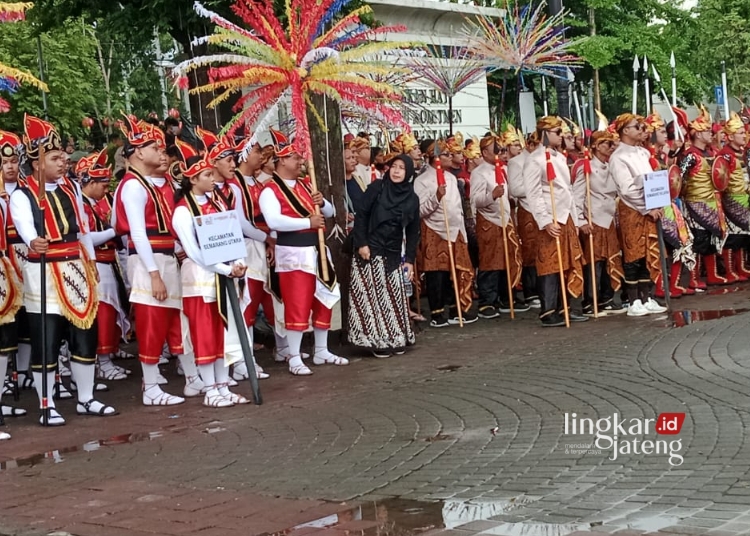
top-left (0, 103), bottom-right (748, 440)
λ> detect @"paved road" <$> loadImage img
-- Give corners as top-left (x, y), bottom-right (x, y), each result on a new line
top-left (1, 288), bottom-right (750, 536)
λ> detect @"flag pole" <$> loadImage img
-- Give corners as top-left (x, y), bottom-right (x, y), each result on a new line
top-left (37, 144), bottom-right (49, 426)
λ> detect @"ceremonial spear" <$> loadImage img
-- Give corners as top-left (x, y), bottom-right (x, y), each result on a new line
top-left (632, 55), bottom-right (640, 115)
top-left (669, 51), bottom-right (677, 107)
top-left (37, 142), bottom-right (49, 426)
top-left (494, 151), bottom-right (514, 319)
top-left (721, 61), bottom-right (730, 120)
top-left (643, 56), bottom-right (651, 115)
top-left (541, 76), bottom-right (549, 116)
top-left (652, 64), bottom-right (683, 141)
top-left (582, 148), bottom-right (598, 318)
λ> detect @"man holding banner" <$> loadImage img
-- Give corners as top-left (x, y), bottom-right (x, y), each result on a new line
top-left (608, 114), bottom-right (667, 317)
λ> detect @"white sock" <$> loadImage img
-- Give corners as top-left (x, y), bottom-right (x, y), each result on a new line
top-left (141, 363), bottom-right (160, 386)
top-left (313, 328), bottom-right (333, 357)
top-left (71, 362), bottom-right (95, 403)
top-left (0, 354), bottom-right (7, 404)
top-left (177, 353), bottom-right (199, 378)
top-left (16, 344), bottom-right (31, 373)
top-left (274, 332), bottom-right (288, 353)
top-left (198, 363), bottom-right (216, 388)
top-left (286, 330), bottom-right (304, 358)
top-left (215, 359), bottom-right (230, 386)
top-left (98, 353), bottom-right (115, 368)
top-left (32, 371), bottom-right (56, 409)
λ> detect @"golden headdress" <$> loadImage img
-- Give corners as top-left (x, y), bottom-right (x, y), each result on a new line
top-left (723, 112), bottom-right (744, 135)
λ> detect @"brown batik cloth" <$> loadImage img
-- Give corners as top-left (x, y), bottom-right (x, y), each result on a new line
top-left (418, 222), bottom-right (474, 313)
top-left (516, 206), bottom-right (540, 267)
top-left (617, 202), bottom-right (660, 282)
top-left (581, 222), bottom-right (624, 292)
top-left (475, 213), bottom-right (522, 287)
top-left (535, 216), bottom-right (584, 298)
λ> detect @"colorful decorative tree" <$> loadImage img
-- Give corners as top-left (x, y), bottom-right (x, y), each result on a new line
top-left (406, 43), bottom-right (489, 135)
top-left (173, 0), bottom-right (415, 158)
top-left (0, 2), bottom-right (48, 112)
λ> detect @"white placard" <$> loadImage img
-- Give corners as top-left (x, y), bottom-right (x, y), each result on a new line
top-left (194, 211), bottom-right (246, 265)
top-left (644, 170), bottom-right (671, 210)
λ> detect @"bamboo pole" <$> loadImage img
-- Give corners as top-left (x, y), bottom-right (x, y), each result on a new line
top-left (547, 149), bottom-right (570, 328)
top-left (442, 200), bottom-right (463, 327)
top-left (584, 154), bottom-right (598, 318)
top-left (499, 200), bottom-right (515, 319)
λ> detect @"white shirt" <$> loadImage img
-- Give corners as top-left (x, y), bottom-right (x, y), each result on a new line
top-left (470, 160), bottom-right (511, 227)
top-left (172, 194), bottom-right (233, 277)
top-left (413, 166), bottom-right (466, 241)
top-left (10, 179), bottom-right (95, 258)
top-left (215, 179), bottom-right (267, 243)
top-left (83, 194), bottom-right (117, 247)
top-left (608, 142), bottom-right (653, 215)
top-left (522, 145), bottom-right (577, 229)
top-left (572, 156), bottom-right (617, 229)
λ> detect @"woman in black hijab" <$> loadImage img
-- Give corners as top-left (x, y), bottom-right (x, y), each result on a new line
top-left (347, 154), bottom-right (420, 357)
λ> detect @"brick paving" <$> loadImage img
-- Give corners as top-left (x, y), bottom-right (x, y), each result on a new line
top-left (1, 287), bottom-right (750, 535)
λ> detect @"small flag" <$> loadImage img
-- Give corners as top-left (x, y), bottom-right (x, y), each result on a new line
top-left (648, 147), bottom-right (659, 171)
top-left (435, 160), bottom-right (446, 187)
top-left (545, 149), bottom-right (556, 182)
top-left (583, 149), bottom-right (592, 176)
top-left (370, 163), bottom-right (377, 183)
top-left (494, 154), bottom-right (506, 186)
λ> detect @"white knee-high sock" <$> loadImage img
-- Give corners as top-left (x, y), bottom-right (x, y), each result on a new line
top-left (274, 332), bottom-right (287, 352)
top-left (286, 331), bottom-right (304, 357)
top-left (32, 371), bottom-right (56, 409)
top-left (313, 328), bottom-right (329, 353)
top-left (0, 354), bottom-right (7, 404)
top-left (141, 362), bottom-right (160, 387)
top-left (177, 352), bottom-right (199, 378)
top-left (214, 359), bottom-right (230, 385)
top-left (70, 362), bottom-right (95, 403)
top-left (198, 363), bottom-right (216, 388)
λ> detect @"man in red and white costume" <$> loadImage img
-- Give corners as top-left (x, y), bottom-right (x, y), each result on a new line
top-left (77, 150), bottom-right (131, 381)
top-left (112, 115), bottom-right (203, 405)
top-left (196, 128), bottom-right (270, 380)
top-left (235, 135), bottom-right (307, 367)
top-left (0, 130), bottom-right (32, 399)
top-left (259, 129), bottom-right (348, 376)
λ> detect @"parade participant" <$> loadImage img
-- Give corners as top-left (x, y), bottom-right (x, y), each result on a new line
top-left (259, 129), bottom-right (347, 376)
top-left (666, 106), bottom-right (689, 166)
top-left (470, 134), bottom-right (523, 319)
top-left (11, 114), bottom-right (116, 425)
top-left (644, 111), bottom-right (696, 298)
top-left (78, 150), bottom-right (131, 381)
top-left (344, 140), bottom-right (367, 218)
top-left (679, 106), bottom-right (728, 286)
top-left (351, 136), bottom-right (373, 183)
top-left (0, 130), bottom-right (32, 411)
top-left (349, 154), bottom-right (419, 357)
top-left (446, 133), bottom-right (477, 267)
top-left (717, 112), bottom-right (750, 280)
top-left (0, 131), bottom-right (25, 439)
top-left (561, 120), bottom-right (581, 166)
top-left (608, 114), bottom-right (667, 316)
top-left (463, 137), bottom-right (483, 176)
top-left (523, 116), bottom-right (586, 327)
top-left (257, 145), bottom-right (275, 183)
top-left (507, 129), bottom-right (540, 308)
top-left (172, 152), bottom-right (250, 407)
top-left (571, 130), bottom-right (624, 314)
top-left (392, 132), bottom-right (422, 169)
top-left (113, 115), bottom-right (203, 406)
top-left (414, 139), bottom-right (477, 327)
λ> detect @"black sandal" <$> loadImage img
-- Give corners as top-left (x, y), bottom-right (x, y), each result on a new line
top-left (76, 399), bottom-right (118, 416)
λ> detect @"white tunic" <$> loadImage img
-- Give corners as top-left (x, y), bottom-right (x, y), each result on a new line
top-left (470, 160), bottom-right (511, 227)
top-left (413, 166), bottom-right (467, 241)
top-left (507, 150), bottom-right (531, 212)
top-left (241, 175), bottom-right (271, 284)
top-left (572, 156), bottom-right (617, 229)
top-left (608, 142), bottom-right (653, 215)
top-left (522, 145), bottom-right (578, 230)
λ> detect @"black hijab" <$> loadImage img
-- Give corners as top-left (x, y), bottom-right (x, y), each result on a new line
top-left (370, 154), bottom-right (418, 229)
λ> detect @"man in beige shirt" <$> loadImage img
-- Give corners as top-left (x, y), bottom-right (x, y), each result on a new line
top-left (523, 116), bottom-right (587, 327)
top-left (572, 130), bottom-right (625, 315)
top-left (470, 134), bottom-right (525, 319)
top-left (608, 113), bottom-right (667, 317)
top-left (414, 140), bottom-right (477, 327)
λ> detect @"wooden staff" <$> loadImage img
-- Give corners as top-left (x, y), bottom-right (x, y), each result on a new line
top-left (495, 155), bottom-right (514, 319)
top-left (305, 153), bottom-right (329, 281)
top-left (546, 149), bottom-right (570, 328)
top-left (414, 256), bottom-right (422, 317)
top-left (441, 199), bottom-right (463, 327)
top-left (583, 152), bottom-right (598, 318)
top-left (499, 201), bottom-right (514, 319)
top-left (37, 143), bottom-right (50, 425)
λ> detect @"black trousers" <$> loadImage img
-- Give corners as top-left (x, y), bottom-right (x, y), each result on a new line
top-left (0, 307), bottom-right (29, 354)
top-left (27, 313), bottom-right (97, 373)
top-left (538, 274), bottom-right (562, 318)
top-left (692, 229), bottom-right (717, 256)
top-left (425, 271), bottom-right (455, 316)
top-left (623, 258), bottom-right (651, 285)
top-left (583, 261), bottom-right (615, 307)
top-left (725, 234), bottom-right (748, 250)
top-left (521, 266), bottom-right (538, 300)
top-left (476, 270), bottom-right (510, 308)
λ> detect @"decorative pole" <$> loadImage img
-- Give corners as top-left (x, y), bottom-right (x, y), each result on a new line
top-left (643, 56), bottom-right (651, 115)
top-left (652, 64), bottom-right (683, 142)
top-left (541, 76), bottom-right (549, 116)
top-left (721, 60), bottom-right (730, 120)
top-left (632, 55), bottom-right (640, 115)
top-left (669, 51), bottom-right (677, 106)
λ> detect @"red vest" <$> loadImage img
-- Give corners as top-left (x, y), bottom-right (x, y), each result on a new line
top-left (264, 176), bottom-right (316, 236)
top-left (5, 178), bottom-right (27, 246)
top-left (83, 196), bottom-right (118, 263)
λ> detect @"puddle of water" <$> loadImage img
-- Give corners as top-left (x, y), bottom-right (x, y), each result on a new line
top-left (671, 308), bottom-right (749, 327)
top-left (437, 365), bottom-right (462, 372)
top-left (628, 514), bottom-right (681, 531)
top-left (262, 499), bottom-right (444, 535)
top-left (0, 431), bottom-right (164, 471)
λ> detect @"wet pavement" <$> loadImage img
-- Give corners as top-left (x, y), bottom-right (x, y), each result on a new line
top-left (2, 284), bottom-right (750, 535)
